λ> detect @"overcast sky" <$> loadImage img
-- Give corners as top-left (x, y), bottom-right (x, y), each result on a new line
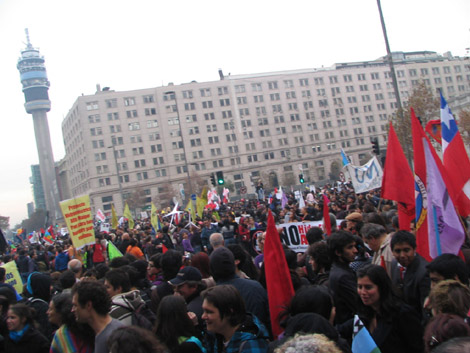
top-left (0, 0), bottom-right (469, 228)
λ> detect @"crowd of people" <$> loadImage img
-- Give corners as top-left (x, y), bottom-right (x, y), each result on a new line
top-left (1, 184), bottom-right (470, 353)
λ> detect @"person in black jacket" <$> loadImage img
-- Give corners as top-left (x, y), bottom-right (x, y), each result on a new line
top-left (4, 303), bottom-right (49, 353)
top-left (390, 230), bottom-right (430, 320)
top-left (327, 231), bottom-right (359, 324)
top-left (339, 264), bottom-right (424, 353)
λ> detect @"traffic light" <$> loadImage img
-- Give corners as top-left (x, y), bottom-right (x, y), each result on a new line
top-left (371, 137), bottom-right (380, 155)
top-left (210, 173), bottom-right (216, 186)
top-left (299, 174), bottom-right (305, 184)
top-left (216, 171), bottom-right (224, 185)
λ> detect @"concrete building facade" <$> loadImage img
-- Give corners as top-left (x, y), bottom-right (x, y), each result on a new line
top-left (61, 51), bottom-right (470, 216)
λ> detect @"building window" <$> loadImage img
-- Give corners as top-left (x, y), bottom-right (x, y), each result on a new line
top-left (143, 95), bottom-right (154, 103)
top-left (124, 97), bottom-right (135, 106)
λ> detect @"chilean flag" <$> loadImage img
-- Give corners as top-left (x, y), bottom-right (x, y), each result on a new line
top-left (441, 92), bottom-right (470, 216)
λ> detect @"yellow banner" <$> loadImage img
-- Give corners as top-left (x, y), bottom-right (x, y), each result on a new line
top-left (111, 204), bottom-right (118, 229)
top-left (123, 202), bottom-right (134, 229)
top-left (60, 195), bottom-right (95, 250)
top-left (1, 261), bottom-right (23, 294)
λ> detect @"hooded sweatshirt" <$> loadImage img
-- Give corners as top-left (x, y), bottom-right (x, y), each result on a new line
top-left (109, 289), bottom-right (146, 326)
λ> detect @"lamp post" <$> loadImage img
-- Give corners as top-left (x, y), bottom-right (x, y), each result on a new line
top-left (165, 90), bottom-right (193, 200)
top-left (108, 144), bottom-right (125, 211)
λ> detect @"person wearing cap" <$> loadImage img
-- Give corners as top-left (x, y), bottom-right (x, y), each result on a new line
top-left (344, 212), bottom-right (363, 235)
top-left (169, 266), bottom-right (206, 329)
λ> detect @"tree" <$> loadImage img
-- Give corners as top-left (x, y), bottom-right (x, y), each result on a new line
top-left (0, 216), bottom-right (9, 230)
top-left (189, 170), bottom-right (207, 196)
top-left (153, 184), bottom-right (173, 209)
top-left (392, 81), bottom-right (440, 164)
top-left (458, 109), bottom-right (470, 146)
top-left (21, 209), bottom-right (47, 231)
top-left (329, 160), bottom-right (342, 181)
top-left (126, 188), bottom-right (147, 216)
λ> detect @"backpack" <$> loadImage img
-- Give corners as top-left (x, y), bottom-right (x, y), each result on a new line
top-left (115, 302), bottom-right (154, 330)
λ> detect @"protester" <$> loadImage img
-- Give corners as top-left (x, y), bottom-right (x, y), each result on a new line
top-left (48, 293), bottom-right (95, 353)
top-left (71, 280), bottom-right (124, 353)
top-left (4, 303), bottom-right (49, 353)
top-left (202, 285), bottom-right (270, 353)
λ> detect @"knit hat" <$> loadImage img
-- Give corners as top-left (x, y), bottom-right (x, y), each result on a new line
top-left (210, 247), bottom-right (236, 281)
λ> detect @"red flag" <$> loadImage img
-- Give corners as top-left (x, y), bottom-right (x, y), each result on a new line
top-left (411, 108), bottom-right (431, 261)
top-left (381, 122), bottom-right (415, 230)
top-left (47, 225), bottom-right (56, 239)
top-left (162, 244), bottom-right (168, 253)
top-left (425, 119), bottom-right (442, 144)
top-left (441, 93), bottom-right (470, 216)
top-left (264, 209), bottom-right (295, 338)
top-left (322, 194), bottom-right (332, 236)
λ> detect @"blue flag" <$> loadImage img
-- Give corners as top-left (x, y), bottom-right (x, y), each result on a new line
top-left (352, 315), bottom-right (381, 353)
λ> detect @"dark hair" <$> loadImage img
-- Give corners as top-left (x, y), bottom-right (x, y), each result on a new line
top-left (391, 230), bottom-right (416, 250)
top-left (149, 253), bottom-right (163, 270)
top-left (154, 295), bottom-right (196, 351)
top-left (9, 303), bottom-right (35, 326)
top-left (104, 269), bottom-right (131, 293)
top-left (357, 264), bottom-right (398, 317)
top-left (94, 263), bottom-right (110, 279)
top-left (363, 212), bottom-right (386, 228)
top-left (202, 285), bottom-right (245, 327)
top-left (327, 231), bottom-right (356, 261)
top-left (283, 285), bottom-right (334, 323)
top-left (0, 268), bottom-right (5, 282)
top-left (108, 326), bottom-right (165, 353)
top-left (161, 250), bottom-right (183, 281)
top-left (109, 256), bottom-right (130, 269)
top-left (308, 241), bottom-right (331, 272)
top-left (423, 314), bottom-right (470, 353)
top-left (59, 270), bottom-right (77, 290)
top-left (306, 227), bottom-right (324, 245)
top-left (427, 254), bottom-right (469, 286)
top-left (51, 293), bottom-right (95, 346)
top-left (72, 280), bottom-right (111, 316)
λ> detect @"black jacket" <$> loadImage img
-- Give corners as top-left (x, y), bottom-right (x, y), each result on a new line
top-left (3, 326), bottom-right (49, 353)
top-left (328, 261), bottom-right (359, 325)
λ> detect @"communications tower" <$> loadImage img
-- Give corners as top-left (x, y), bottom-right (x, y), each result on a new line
top-left (17, 29), bottom-right (61, 224)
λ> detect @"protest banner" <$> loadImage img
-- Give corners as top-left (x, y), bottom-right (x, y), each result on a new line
top-left (1, 261), bottom-right (23, 294)
top-left (60, 195), bottom-right (96, 250)
top-left (278, 220), bottom-right (344, 253)
top-left (345, 156), bottom-right (383, 193)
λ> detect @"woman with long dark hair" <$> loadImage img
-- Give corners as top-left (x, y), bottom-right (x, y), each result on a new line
top-left (154, 295), bottom-right (205, 353)
top-left (47, 293), bottom-right (95, 353)
top-left (4, 303), bottom-right (49, 353)
top-left (348, 264), bottom-right (424, 353)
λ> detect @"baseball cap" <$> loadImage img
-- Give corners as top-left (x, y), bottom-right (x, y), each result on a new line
top-left (169, 266), bottom-right (202, 285)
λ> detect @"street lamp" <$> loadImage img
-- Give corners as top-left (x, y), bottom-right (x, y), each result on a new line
top-left (108, 144), bottom-right (125, 211)
top-left (165, 90), bottom-right (193, 201)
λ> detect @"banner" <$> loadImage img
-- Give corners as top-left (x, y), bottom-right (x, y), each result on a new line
top-left (345, 156), bottom-right (383, 193)
top-left (96, 209), bottom-right (106, 222)
top-left (248, 221), bottom-right (344, 254)
top-left (60, 195), bottom-right (96, 250)
top-left (1, 261), bottom-right (23, 294)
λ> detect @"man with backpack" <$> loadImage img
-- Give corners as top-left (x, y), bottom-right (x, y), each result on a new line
top-left (104, 268), bottom-right (153, 330)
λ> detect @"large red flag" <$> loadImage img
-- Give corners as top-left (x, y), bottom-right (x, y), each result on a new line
top-left (381, 122), bottom-right (415, 230)
top-left (411, 108), bottom-right (431, 261)
top-left (264, 209), bottom-right (295, 338)
top-left (322, 194), bottom-right (332, 236)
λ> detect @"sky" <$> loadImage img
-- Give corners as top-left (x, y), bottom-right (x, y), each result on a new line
top-left (0, 0), bottom-right (469, 228)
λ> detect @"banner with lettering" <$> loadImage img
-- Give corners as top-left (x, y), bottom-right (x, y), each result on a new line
top-left (345, 156), bottom-right (383, 194)
top-left (247, 221), bottom-right (344, 254)
top-left (1, 261), bottom-right (23, 294)
top-left (60, 195), bottom-right (96, 250)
